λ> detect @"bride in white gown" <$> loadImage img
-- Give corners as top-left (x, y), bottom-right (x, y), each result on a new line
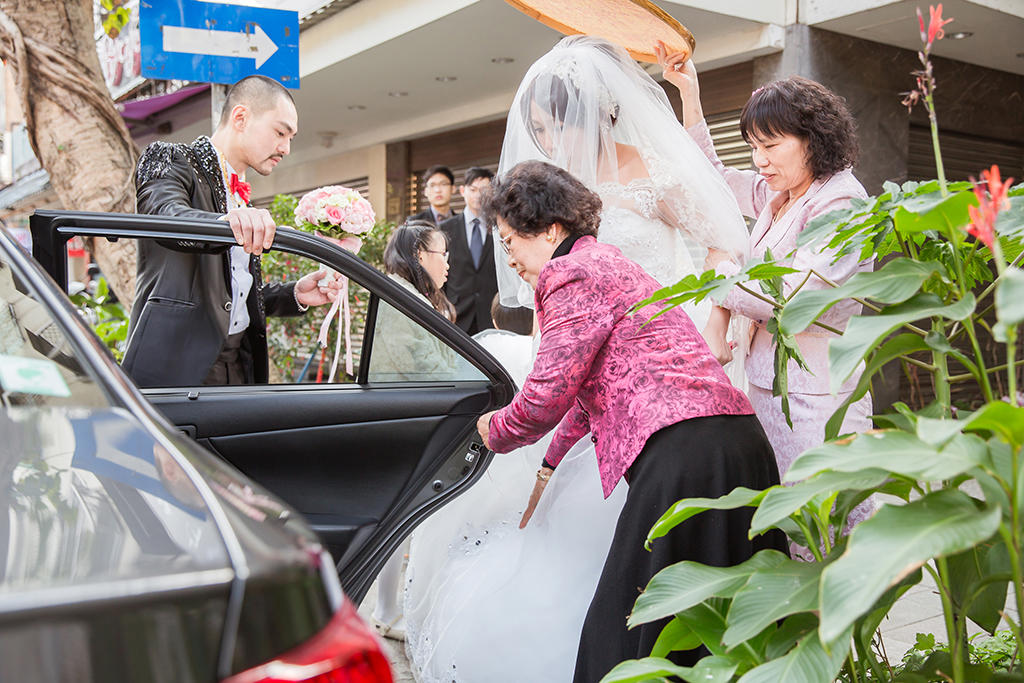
top-left (404, 36), bottom-right (750, 683)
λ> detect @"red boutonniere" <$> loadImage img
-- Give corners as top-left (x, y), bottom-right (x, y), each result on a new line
top-left (229, 173), bottom-right (252, 204)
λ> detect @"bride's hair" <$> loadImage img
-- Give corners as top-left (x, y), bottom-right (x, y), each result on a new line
top-left (383, 221), bottom-right (456, 321)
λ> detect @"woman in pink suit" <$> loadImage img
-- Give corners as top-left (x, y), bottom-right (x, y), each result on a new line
top-left (476, 160), bottom-right (787, 682)
top-left (657, 45), bottom-right (874, 517)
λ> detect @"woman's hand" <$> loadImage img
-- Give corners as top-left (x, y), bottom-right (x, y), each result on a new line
top-left (519, 467), bottom-right (553, 529)
top-left (654, 41), bottom-right (699, 96)
top-left (705, 248), bottom-right (733, 272)
top-left (477, 410), bottom-right (497, 449)
top-left (702, 306), bottom-right (734, 366)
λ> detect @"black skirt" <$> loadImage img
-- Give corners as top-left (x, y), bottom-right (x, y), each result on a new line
top-left (572, 414), bottom-right (788, 683)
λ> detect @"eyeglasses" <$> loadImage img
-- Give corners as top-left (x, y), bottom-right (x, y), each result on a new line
top-left (497, 232), bottom-right (513, 255)
top-left (422, 248), bottom-right (450, 261)
top-left (424, 181), bottom-right (452, 190)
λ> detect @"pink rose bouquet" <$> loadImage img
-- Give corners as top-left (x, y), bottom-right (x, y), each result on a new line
top-left (294, 185), bottom-right (375, 252)
top-left (292, 185), bottom-right (376, 382)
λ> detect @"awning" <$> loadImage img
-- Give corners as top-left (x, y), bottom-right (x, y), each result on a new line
top-left (118, 84), bottom-right (210, 124)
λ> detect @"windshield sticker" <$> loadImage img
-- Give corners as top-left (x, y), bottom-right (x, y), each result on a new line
top-left (0, 354), bottom-right (72, 397)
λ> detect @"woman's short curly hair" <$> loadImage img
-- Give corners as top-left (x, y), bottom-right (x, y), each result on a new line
top-left (740, 76), bottom-right (859, 179)
top-left (483, 160), bottom-right (602, 238)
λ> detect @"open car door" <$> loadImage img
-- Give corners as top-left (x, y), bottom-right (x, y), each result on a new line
top-left (30, 210), bottom-right (516, 602)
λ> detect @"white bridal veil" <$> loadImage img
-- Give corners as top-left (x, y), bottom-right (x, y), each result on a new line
top-left (494, 35), bottom-right (750, 309)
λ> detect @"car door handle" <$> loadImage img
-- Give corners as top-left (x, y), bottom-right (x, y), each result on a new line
top-left (179, 424), bottom-right (197, 439)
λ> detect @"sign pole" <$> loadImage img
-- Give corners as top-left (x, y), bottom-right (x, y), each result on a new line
top-left (210, 83), bottom-right (228, 133)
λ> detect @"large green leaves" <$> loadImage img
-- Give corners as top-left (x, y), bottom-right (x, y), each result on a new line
top-left (598, 656), bottom-right (738, 683)
top-left (647, 487), bottom-right (767, 548)
top-left (995, 267), bottom-right (1024, 342)
top-left (780, 259), bottom-right (944, 335)
top-left (629, 550), bottom-right (788, 627)
top-left (722, 561), bottom-right (823, 647)
top-left (750, 469), bottom-right (893, 535)
top-left (786, 430), bottom-right (988, 483)
top-left (818, 489), bottom-right (1003, 642)
top-left (736, 626), bottom-right (852, 683)
top-left (827, 293), bottom-right (975, 392)
top-left (893, 186), bottom-right (977, 236)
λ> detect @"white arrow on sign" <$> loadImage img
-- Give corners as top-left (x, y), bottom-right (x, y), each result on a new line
top-left (162, 24), bottom-right (278, 70)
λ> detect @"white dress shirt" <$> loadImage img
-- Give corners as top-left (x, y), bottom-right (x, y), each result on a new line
top-left (216, 151), bottom-right (254, 335)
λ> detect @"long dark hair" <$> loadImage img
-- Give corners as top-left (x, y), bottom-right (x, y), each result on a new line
top-left (383, 221), bottom-right (456, 322)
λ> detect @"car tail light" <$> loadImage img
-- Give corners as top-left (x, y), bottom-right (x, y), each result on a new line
top-left (222, 598), bottom-right (393, 683)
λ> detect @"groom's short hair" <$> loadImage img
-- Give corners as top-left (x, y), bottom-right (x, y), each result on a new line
top-left (218, 75), bottom-right (295, 127)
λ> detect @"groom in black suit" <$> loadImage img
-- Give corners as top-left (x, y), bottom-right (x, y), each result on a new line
top-left (438, 167), bottom-right (497, 335)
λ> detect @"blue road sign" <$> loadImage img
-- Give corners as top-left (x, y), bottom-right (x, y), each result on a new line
top-left (140, 0), bottom-right (299, 88)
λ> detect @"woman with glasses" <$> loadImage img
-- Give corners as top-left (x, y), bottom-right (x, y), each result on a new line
top-left (370, 220), bottom-right (460, 640)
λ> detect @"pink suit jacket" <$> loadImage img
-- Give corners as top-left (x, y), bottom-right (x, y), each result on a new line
top-left (487, 236), bottom-right (753, 498)
top-left (687, 121), bottom-right (871, 394)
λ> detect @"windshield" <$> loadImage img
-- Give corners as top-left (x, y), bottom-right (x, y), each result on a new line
top-left (0, 242), bottom-right (109, 409)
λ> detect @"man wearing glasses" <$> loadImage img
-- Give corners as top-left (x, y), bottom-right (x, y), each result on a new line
top-left (408, 165), bottom-right (458, 225)
top-left (439, 167), bottom-right (498, 334)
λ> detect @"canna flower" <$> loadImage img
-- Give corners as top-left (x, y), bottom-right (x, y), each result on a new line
top-left (967, 165), bottom-right (1014, 251)
top-left (922, 4), bottom-right (953, 48)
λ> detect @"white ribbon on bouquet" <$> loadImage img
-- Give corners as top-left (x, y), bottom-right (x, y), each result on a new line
top-left (315, 233), bottom-right (363, 382)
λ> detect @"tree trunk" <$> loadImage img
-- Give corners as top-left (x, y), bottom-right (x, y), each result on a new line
top-left (0, 0), bottom-right (138, 307)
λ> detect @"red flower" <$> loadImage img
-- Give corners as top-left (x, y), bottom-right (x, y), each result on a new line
top-left (925, 4), bottom-right (953, 46)
top-left (967, 165), bottom-right (1014, 251)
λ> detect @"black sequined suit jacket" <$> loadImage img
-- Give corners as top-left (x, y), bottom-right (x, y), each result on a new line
top-left (124, 136), bottom-right (302, 387)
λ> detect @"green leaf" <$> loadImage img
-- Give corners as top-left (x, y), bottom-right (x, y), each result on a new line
top-left (780, 259), bottom-right (943, 335)
top-left (818, 489), bottom-right (1003, 642)
top-left (995, 193), bottom-right (1024, 237)
top-left (946, 539), bottom-right (1011, 635)
top-left (893, 188), bottom-right (977, 234)
top-left (786, 430), bottom-right (988, 483)
top-left (828, 293), bottom-right (976, 393)
top-left (895, 650), bottom-right (1012, 682)
top-left (855, 568), bottom-right (922, 664)
top-left (736, 626), bottom-right (852, 683)
top-left (764, 613), bottom-right (818, 660)
top-left (629, 551), bottom-right (789, 627)
top-left (674, 599), bottom-right (734, 659)
top-left (722, 560), bottom-right (823, 647)
top-left (824, 333), bottom-right (930, 440)
top-left (995, 267), bottom-right (1024, 331)
top-left (647, 487), bottom-right (769, 549)
top-left (650, 617), bottom-right (702, 658)
top-left (598, 656), bottom-right (736, 683)
top-left (751, 469), bottom-right (893, 535)
top-left (962, 400), bottom-right (1024, 450)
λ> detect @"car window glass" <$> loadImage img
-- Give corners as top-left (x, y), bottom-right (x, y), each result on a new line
top-left (0, 252), bottom-right (108, 408)
top-left (367, 289), bottom-right (485, 383)
top-left (263, 251), bottom-right (371, 384)
top-left (86, 239), bottom-right (483, 386)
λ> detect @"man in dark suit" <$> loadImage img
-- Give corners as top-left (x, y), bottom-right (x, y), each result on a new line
top-left (125, 75), bottom-right (340, 387)
top-left (438, 167), bottom-right (498, 335)
top-left (407, 165), bottom-right (457, 225)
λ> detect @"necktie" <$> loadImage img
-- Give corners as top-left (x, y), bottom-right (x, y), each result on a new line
top-left (470, 218), bottom-right (483, 269)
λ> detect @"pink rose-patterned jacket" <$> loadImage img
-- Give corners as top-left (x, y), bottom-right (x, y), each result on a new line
top-left (486, 236), bottom-right (753, 498)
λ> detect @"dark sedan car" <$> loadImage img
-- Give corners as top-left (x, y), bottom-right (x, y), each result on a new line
top-left (1, 211), bottom-right (515, 681)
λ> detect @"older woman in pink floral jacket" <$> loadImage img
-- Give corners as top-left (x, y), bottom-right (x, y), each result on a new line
top-left (476, 160), bottom-right (786, 683)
